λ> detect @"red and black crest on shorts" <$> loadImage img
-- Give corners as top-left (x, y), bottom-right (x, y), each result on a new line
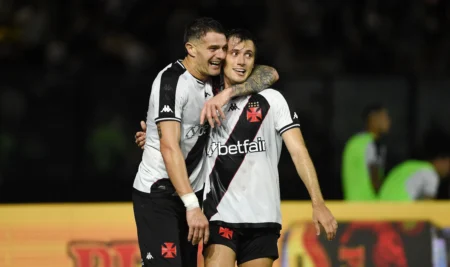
top-left (219, 227), bottom-right (233, 239)
top-left (161, 242), bottom-right (177, 258)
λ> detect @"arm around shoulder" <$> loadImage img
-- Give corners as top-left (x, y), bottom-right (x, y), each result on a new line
top-left (230, 65), bottom-right (279, 97)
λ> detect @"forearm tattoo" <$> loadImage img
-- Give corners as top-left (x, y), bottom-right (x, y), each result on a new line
top-left (231, 65), bottom-right (278, 97)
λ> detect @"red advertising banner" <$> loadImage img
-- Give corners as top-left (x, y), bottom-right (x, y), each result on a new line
top-left (280, 221), bottom-right (432, 267)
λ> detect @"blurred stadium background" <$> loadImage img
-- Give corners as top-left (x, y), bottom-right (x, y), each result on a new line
top-left (0, 0), bottom-right (449, 266)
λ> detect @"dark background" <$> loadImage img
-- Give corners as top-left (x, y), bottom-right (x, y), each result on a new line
top-left (0, 0), bottom-right (449, 203)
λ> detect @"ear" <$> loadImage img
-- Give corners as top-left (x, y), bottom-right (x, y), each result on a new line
top-left (185, 42), bottom-right (196, 58)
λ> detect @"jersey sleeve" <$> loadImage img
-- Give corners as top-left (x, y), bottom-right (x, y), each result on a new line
top-left (153, 69), bottom-right (185, 123)
top-left (422, 170), bottom-right (440, 198)
top-left (271, 91), bottom-right (301, 135)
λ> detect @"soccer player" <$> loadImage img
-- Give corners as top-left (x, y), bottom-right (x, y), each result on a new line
top-left (200, 29), bottom-right (336, 267)
top-left (136, 29), bottom-right (337, 267)
top-left (133, 18), bottom-right (279, 267)
top-left (341, 104), bottom-right (391, 201)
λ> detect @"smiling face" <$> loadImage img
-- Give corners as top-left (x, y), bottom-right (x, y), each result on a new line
top-left (223, 36), bottom-right (256, 85)
top-left (187, 31), bottom-right (227, 77)
top-left (183, 18), bottom-right (227, 79)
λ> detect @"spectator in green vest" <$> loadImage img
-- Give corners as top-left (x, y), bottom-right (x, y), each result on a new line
top-left (342, 104), bottom-right (391, 201)
top-left (379, 134), bottom-right (450, 201)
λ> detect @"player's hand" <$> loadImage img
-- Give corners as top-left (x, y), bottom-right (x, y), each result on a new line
top-left (135, 121), bottom-right (147, 149)
top-left (186, 207), bottom-right (210, 245)
top-left (200, 88), bottom-right (232, 128)
top-left (312, 203), bottom-right (337, 241)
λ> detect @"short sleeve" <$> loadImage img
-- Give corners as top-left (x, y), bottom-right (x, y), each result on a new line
top-left (422, 170), bottom-right (440, 198)
top-left (153, 65), bottom-right (185, 123)
top-left (269, 90), bottom-right (300, 135)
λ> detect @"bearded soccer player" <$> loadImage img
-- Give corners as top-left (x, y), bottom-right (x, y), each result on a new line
top-left (136, 28), bottom-right (336, 267)
top-left (133, 18), bottom-right (279, 267)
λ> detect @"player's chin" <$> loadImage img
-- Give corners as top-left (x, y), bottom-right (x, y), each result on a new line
top-left (229, 74), bottom-right (247, 84)
top-left (208, 67), bottom-right (221, 76)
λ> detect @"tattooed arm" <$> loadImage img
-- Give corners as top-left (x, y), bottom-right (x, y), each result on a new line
top-left (200, 65), bottom-right (279, 127)
top-left (231, 64), bottom-right (279, 97)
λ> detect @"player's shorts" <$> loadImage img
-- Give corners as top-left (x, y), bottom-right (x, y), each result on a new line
top-left (204, 223), bottom-right (280, 265)
top-left (132, 184), bottom-right (203, 267)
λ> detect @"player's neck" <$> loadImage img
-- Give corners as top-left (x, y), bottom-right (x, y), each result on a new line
top-left (430, 161), bottom-right (442, 177)
top-left (366, 127), bottom-right (380, 140)
top-left (182, 57), bottom-right (208, 82)
top-left (224, 76), bottom-right (233, 89)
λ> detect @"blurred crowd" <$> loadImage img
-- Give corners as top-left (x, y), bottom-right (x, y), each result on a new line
top-left (1, 0), bottom-right (450, 74)
top-left (0, 0), bottom-right (449, 202)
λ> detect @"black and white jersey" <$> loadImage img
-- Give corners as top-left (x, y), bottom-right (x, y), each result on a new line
top-left (202, 89), bottom-right (300, 229)
top-left (133, 60), bottom-right (219, 194)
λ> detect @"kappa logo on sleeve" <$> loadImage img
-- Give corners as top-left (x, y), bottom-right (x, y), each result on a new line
top-left (160, 105), bottom-right (173, 113)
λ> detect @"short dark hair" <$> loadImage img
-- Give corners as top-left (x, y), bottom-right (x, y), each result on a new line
top-left (227, 28), bottom-right (258, 56)
top-left (362, 104), bottom-right (385, 121)
top-left (183, 17), bottom-right (225, 44)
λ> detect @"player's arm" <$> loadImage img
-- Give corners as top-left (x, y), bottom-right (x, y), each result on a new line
top-left (282, 129), bottom-right (323, 206)
top-left (158, 121), bottom-right (193, 197)
top-left (229, 64), bottom-right (279, 97)
top-left (153, 75), bottom-right (209, 245)
top-left (282, 128), bottom-right (337, 240)
top-left (215, 65), bottom-right (279, 100)
top-left (157, 121), bottom-right (209, 244)
top-left (153, 76), bottom-right (194, 198)
top-left (272, 90), bottom-right (336, 240)
top-left (200, 65), bottom-right (279, 127)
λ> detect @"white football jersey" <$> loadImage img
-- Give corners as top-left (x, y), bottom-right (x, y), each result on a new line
top-left (202, 89), bottom-right (300, 229)
top-left (133, 60), bottom-right (220, 195)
